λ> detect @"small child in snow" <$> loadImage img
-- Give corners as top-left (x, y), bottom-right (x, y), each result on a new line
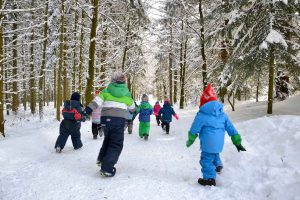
top-left (55, 92), bottom-right (85, 153)
top-left (125, 105), bottom-right (138, 134)
top-left (186, 83), bottom-right (246, 186)
top-left (137, 94), bottom-right (153, 140)
top-left (153, 101), bottom-right (162, 126)
top-left (158, 98), bottom-right (179, 134)
top-left (92, 90), bottom-right (103, 139)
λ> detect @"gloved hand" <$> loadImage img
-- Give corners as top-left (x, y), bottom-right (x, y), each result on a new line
top-left (173, 114), bottom-right (179, 120)
top-left (186, 132), bottom-right (197, 147)
top-left (81, 115), bottom-right (86, 122)
top-left (82, 107), bottom-right (93, 121)
top-left (231, 134), bottom-right (246, 152)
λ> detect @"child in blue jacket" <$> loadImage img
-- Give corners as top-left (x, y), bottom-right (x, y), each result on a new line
top-left (186, 84), bottom-right (246, 186)
top-left (158, 98), bottom-right (179, 134)
top-left (137, 94), bottom-right (153, 140)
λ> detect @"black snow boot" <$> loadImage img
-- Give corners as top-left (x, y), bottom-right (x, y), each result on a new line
top-left (93, 135), bottom-right (98, 140)
top-left (198, 178), bottom-right (216, 186)
top-left (144, 135), bottom-right (148, 141)
top-left (56, 146), bottom-right (62, 153)
top-left (216, 166), bottom-right (223, 174)
top-left (100, 167), bottom-right (116, 177)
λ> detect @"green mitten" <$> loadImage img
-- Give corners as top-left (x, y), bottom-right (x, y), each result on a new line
top-left (231, 134), bottom-right (246, 152)
top-left (186, 132), bottom-right (198, 147)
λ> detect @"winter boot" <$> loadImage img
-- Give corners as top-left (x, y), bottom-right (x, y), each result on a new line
top-left (56, 146), bottom-right (62, 153)
top-left (216, 166), bottom-right (223, 174)
top-left (128, 131), bottom-right (132, 134)
top-left (144, 135), bottom-right (148, 141)
top-left (198, 178), bottom-right (216, 186)
top-left (96, 160), bottom-right (102, 167)
top-left (99, 129), bottom-right (103, 137)
top-left (100, 167), bottom-right (116, 177)
top-left (93, 134), bottom-right (98, 140)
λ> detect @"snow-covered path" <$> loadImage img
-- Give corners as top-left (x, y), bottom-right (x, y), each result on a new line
top-left (1, 106), bottom-right (300, 200)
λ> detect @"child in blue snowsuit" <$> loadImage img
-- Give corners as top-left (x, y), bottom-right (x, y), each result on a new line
top-left (158, 98), bottom-right (179, 134)
top-left (55, 92), bottom-right (84, 153)
top-left (186, 84), bottom-right (246, 186)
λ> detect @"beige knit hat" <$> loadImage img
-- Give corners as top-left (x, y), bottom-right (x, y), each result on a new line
top-left (111, 71), bottom-right (126, 83)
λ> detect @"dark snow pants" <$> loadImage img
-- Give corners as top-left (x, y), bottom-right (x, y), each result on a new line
top-left (92, 123), bottom-right (102, 137)
top-left (125, 120), bottom-right (133, 134)
top-left (161, 122), bottom-right (170, 134)
top-left (155, 116), bottom-right (161, 125)
top-left (55, 120), bottom-right (83, 150)
top-left (97, 117), bottom-right (125, 173)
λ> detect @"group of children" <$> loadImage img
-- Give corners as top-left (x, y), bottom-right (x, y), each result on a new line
top-left (54, 71), bottom-right (246, 186)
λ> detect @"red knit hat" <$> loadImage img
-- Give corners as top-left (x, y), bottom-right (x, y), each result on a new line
top-left (200, 83), bottom-right (217, 107)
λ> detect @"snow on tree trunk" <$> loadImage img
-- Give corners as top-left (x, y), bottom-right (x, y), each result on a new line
top-left (12, 4), bottom-right (19, 114)
top-left (199, 0), bottom-right (207, 90)
top-left (85, 0), bottom-right (99, 105)
top-left (30, 0), bottom-right (36, 115)
top-left (0, 0), bottom-right (4, 136)
top-left (56, 0), bottom-right (65, 121)
top-left (39, 1), bottom-right (48, 119)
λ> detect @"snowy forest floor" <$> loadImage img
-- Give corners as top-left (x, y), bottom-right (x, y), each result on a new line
top-left (1, 96), bottom-right (300, 200)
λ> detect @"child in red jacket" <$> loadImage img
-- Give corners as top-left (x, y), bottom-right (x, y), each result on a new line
top-left (153, 101), bottom-right (162, 125)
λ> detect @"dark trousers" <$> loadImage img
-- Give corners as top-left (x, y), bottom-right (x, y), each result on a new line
top-left (92, 123), bottom-right (102, 136)
top-left (125, 120), bottom-right (133, 133)
top-left (97, 117), bottom-right (125, 173)
top-left (161, 122), bottom-right (170, 133)
top-left (155, 116), bottom-right (161, 125)
top-left (55, 120), bottom-right (83, 150)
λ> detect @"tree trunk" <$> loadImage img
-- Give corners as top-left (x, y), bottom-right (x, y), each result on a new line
top-left (228, 92), bottom-right (235, 111)
top-left (180, 38), bottom-right (188, 109)
top-left (267, 44), bottom-right (275, 114)
top-left (99, 25), bottom-right (107, 90)
top-left (256, 73), bottom-right (260, 102)
top-left (30, 29), bottom-right (36, 114)
top-left (12, 5), bottom-right (19, 114)
top-left (56, 0), bottom-right (64, 121)
top-left (30, 0), bottom-right (36, 114)
top-left (54, 62), bottom-right (57, 108)
top-left (39, 1), bottom-right (48, 119)
top-left (78, 10), bottom-right (85, 96)
top-left (72, 9), bottom-right (78, 92)
top-left (121, 17), bottom-right (130, 71)
top-left (85, 0), bottom-right (99, 105)
top-left (168, 18), bottom-right (173, 104)
top-left (199, 0), bottom-right (207, 89)
top-left (0, 0), bottom-right (4, 136)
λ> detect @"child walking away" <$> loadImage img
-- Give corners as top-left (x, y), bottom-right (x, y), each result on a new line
top-left (158, 99), bottom-right (179, 134)
top-left (92, 90), bottom-right (103, 139)
top-left (125, 109), bottom-right (134, 134)
top-left (125, 102), bottom-right (138, 134)
top-left (153, 101), bottom-right (162, 126)
top-left (137, 94), bottom-right (153, 140)
top-left (186, 83), bottom-right (246, 186)
top-left (83, 72), bottom-right (135, 177)
top-left (55, 92), bottom-right (85, 153)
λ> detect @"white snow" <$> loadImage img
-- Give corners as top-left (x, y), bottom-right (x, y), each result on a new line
top-left (265, 29), bottom-right (288, 48)
top-left (1, 96), bottom-right (300, 200)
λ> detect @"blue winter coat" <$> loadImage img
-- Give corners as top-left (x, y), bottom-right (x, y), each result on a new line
top-left (189, 101), bottom-right (238, 153)
top-left (159, 103), bottom-right (175, 123)
top-left (138, 102), bottom-right (153, 122)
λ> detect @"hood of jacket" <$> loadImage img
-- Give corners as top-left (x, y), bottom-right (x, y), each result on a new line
top-left (199, 101), bottom-right (223, 116)
top-left (107, 83), bottom-right (130, 98)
